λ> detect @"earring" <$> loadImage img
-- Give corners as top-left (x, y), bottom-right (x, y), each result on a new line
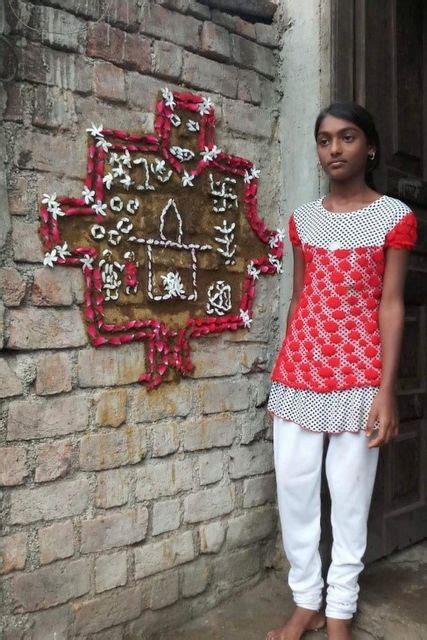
top-left (368, 152), bottom-right (376, 160)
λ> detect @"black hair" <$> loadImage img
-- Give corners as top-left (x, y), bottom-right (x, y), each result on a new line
top-left (314, 102), bottom-right (380, 185)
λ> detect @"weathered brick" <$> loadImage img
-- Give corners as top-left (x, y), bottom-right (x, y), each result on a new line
top-left (87, 22), bottom-right (124, 62)
top-left (12, 219), bottom-right (43, 263)
top-left (81, 507), bottom-right (148, 553)
top-left (91, 628), bottom-right (123, 640)
top-left (0, 301), bottom-right (4, 349)
top-left (199, 520), bottom-right (226, 553)
top-left (241, 410), bottom-right (266, 444)
top-left (105, 0), bottom-right (139, 30)
top-left (191, 341), bottom-right (240, 377)
top-left (0, 360), bottom-right (23, 399)
top-left (12, 558), bottom-right (90, 612)
top-left (243, 473), bottom-right (276, 508)
top-left (94, 60), bottom-right (126, 103)
top-left (157, 0), bottom-right (211, 20)
top-left (151, 421), bottom-right (180, 457)
top-left (15, 130), bottom-right (86, 177)
top-left (74, 586), bottom-right (142, 634)
top-left (152, 499), bottom-right (180, 535)
top-left (140, 4), bottom-right (201, 49)
top-left (39, 521), bottom-right (74, 564)
top-left (10, 477), bottom-right (89, 525)
top-left (79, 426), bottom-right (146, 471)
top-left (125, 73), bottom-right (165, 112)
top-left (35, 439), bottom-right (73, 483)
top-left (133, 382), bottom-right (192, 422)
top-left (41, 0), bottom-right (104, 20)
top-left (152, 41), bottom-right (183, 81)
top-left (95, 468), bottom-right (130, 508)
top-left (200, 378), bottom-right (251, 414)
top-left (123, 32), bottom-right (152, 73)
top-left (211, 8), bottom-right (236, 31)
top-left (229, 441), bottom-right (274, 479)
top-left (199, 450), bottom-right (223, 485)
top-left (0, 268), bottom-right (26, 306)
top-left (31, 605), bottom-right (69, 640)
top-left (0, 446), bottom-right (27, 486)
top-left (182, 51), bottom-right (238, 98)
top-left (7, 308), bottom-right (86, 350)
top-left (227, 506), bottom-right (275, 549)
top-left (3, 83), bottom-right (25, 122)
top-left (183, 414), bottom-right (238, 451)
top-left (32, 266), bottom-right (73, 306)
top-left (181, 557), bottom-right (208, 597)
top-left (95, 388), bottom-right (127, 427)
top-left (32, 85), bottom-right (76, 130)
top-left (17, 42), bottom-right (92, 93)
top-left (213, 547), bottom-right (260, 584)
top-left (224, 98), bottom-right (272, 138)
top-left (135, 458), bottom-right (193, 500)
top-left (231, 33), bottom-right (276, 78)
top-left (7, 396), bottom-right (89, 440)
top-left (78, 343), bottom-right (147, 386)
top-left (143, 570), bottom-right (179, 609)
top-left (35, 352), bottom-right (72, 396)
top-left (0, 533), bottom-right (27, 574)
top-left (200, 21), bottom-right (231, 61)
top-left (234, 17), bottom-right (255, 40)
top-left (134, 531), bottom-right (195, 579)
top-left (8, 175), bottom-right (31, 216)
top-left (255, 22), bottom-right (279, 48)
top-left (237, 68), bottom-right (262, 104)
top-left (95, 551), bottom-right (127, 593)
top-left (184, 484), bottom-right (234, 523)
top-left (37, 5), bottom-right (84, 52)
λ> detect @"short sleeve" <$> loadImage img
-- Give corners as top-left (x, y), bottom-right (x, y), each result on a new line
top-left (384, 211), bottom-right (418, 250)
top-left (288, 213), bottom-right (301, 247)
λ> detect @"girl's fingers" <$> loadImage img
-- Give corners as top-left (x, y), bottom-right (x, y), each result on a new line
top-left (365, 410), bottom-right (377, 437)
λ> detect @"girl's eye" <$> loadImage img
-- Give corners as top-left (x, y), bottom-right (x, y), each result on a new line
top-left (318, 138), bottom-right (329, 146)
top-left (343, 135), bottom-right (354, 142)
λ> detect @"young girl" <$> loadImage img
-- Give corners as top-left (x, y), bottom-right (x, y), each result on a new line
top-left (266, 103), bottom-right (418, 640)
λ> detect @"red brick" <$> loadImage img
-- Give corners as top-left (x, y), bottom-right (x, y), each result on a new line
top-left (0, 360), bottom-right (23, 399)
top-left (0, 533), bottom-right (27, 574)
top-left (237, 69), bottom-right (262, 104)
top-left (94, 60), bottom-right (126, 103)
top-left (73, 586), bottom-right (142, 635)
top-left (123, 33), bottom-right (152, 73)
top-left (235, 17), bottom-right (256, 41)
top-left (0, 447), bottom-right (27, 486)
top-left (80, 507), bottom-right (148, 553)
top-left (35, 352), bottom-right (72, 396)
top-left (182, 51), bottom-right (237, 98)
top-left (140, 3), bottom-right (201, 50)
top-left (7, 308), bottom-right (87, 350)
top-left (79, 426), bottom-right (146, 471)
top-left (7, 396), bottom-right (89, 440)
top-left (200, 21), bottom-right (231, 62)
top-left (32, 266), bottom-right (73, 306)
top-left (0, 268), bottom-right (26, 306)
top-left (35, 439), bottom-right (73, 483)
top-left (12, 558), bottom-right (90, 612)
top-left (106, 0), bottom-right (139, 31)
top-left (255, 22), bottom-right (280, 48)
top-left (95, 468), bottom-right (130, 508)
top-left (231, 33), bottom-right (276, 78)
top-left (87, 22), bottom-right (124, 63)
top-left (95, 388), bottom-right (127, 427)
top-left (18, 42), bottom-right (92, 93)
top-left (32, 85), bottom-right (76, 130)
top-left (224, 97), bottom-right (272, 138)
top-left (12, 219), bottom-right (44, 263)
top-left (3, 84), bottom-right (25, 122)
top-left (152, 41), bottom-right (183, 81)
top-left (15, 130), bottom-right (86, 177)
top-left (8, 176), bottom-right (32, 216)
top-left (39, 521), bottom-right (74, 564)
top-left (78, 343), bottom-right (147, 387)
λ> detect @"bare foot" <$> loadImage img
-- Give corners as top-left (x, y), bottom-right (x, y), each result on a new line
top-left (326, 617), bottom-right (352, 640)
top-left (266, 606), bottom-right (326, 640)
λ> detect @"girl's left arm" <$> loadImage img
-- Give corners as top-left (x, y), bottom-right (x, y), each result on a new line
top-left (366, 248), bottom-right (409, 448)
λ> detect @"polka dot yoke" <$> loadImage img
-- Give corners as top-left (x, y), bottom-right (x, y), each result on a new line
top-left (269, 196), bottom-right (417, 433)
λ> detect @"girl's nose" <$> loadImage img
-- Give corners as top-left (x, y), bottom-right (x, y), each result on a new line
top-left (330, 139), bottom-right (342, 155)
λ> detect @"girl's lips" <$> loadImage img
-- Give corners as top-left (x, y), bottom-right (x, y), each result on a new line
top-left (328, 160), bottom-right (346, 168)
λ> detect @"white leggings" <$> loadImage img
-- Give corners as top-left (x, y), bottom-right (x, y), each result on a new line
top-left (274, 417), bottom-right (379, 620)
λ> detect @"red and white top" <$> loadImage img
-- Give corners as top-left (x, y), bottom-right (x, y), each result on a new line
top-left (268, 195), bottom-right (417, 433)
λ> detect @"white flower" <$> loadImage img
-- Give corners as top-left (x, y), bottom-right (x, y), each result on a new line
top-left (116, 217), bottom-right (133, 234)
top-left (103, 173), bottom-right (113, 189)
top-left (186, 119), bottom-right (200, 132)
top-left (169, 146), bottom-right (195, 162)
top-left (244, 167), bottom-right (261, 184)
top-left (120, 149), bottom-right (132, 168)
top-left (240, 309), bottom-right (252, 329)
top-left (92, 200), bottom-right (107, 217)
top-left (86, 123), bottom-right (104, 138)
top-left (153, 159), bottom-right (166, 172)
top-left (82, 186), bottom-right (95, 204)
top-left (120, 174), bottom-right (133, 190)
top-left (112, 163), bottom-right (125, 178)
top-left (250, 167), bottom-right (260, 180)
top-left (110, 196), bottom-right (123, 212)
top-left (268, 231), bottom-right (285, 248)
top-left (201, 145), bottom-right (221, 163)
top-left (126, 198), bottom-right (139, 214)
top-left (247, 261), bottom-right (260, 280)
top-left (80, 254), bottom-right (94, 271)
top-left (162, 87), bottom-right (175, 109)
top-left (107, 229), bottom-right (122, 246)
top-left (268, 254), bottom-right (283, 274)
top-left (55, 242), bottom-right (71, 260)
top-left (276, 228), bottom-right (286, 241)
top-left (43, 249), bottom-right (58, 268)
top-left (109, 152), bottom-right (121, 165)
top-left (91, 224), bottom-right (106, 240)
top-left (42, 193), bottom-right (58, 208)
top-left (181, 171), bottom-right (195, 187)
top-left (161, 271), bottom-right (186, 298)
top-left (170, 114), bottom-right (181, 127)
top-left (96, 137), bottom-right (112, 153)
top-left (198, 96), bottom-right (214, 115)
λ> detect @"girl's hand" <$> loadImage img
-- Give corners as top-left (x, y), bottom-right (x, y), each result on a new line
top-left (365, 389), bottom-right (399, 448)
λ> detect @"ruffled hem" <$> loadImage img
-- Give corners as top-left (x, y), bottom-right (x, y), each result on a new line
top-left (267, 383), bottom-right (380, 434)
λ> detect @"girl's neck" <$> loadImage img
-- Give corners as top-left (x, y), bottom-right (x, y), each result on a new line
top-left (326, 178), bottom-right (379, 208)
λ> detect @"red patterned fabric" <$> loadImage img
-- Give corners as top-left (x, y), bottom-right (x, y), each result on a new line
top-left (272, 198), bottom-right (417, 393)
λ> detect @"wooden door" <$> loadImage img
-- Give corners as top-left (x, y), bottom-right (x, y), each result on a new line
top-left (331, 0), bottom-right (427, 561)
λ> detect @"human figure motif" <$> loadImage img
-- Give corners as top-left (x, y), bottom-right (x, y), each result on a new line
top-left (99, 249), bottom-right (124, 302)
top-left (123, 250), bottom-right (139, 295)
top-left (266, 103), bottom-right (418, 640)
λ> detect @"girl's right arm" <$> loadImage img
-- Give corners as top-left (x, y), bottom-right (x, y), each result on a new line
top-left (285, 245), bottom-right (305, 332)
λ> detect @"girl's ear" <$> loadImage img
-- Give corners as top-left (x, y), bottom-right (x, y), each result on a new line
top-left (367, 146), bottom-right (376, 160)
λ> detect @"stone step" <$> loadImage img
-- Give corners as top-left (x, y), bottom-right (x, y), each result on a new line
top-left (156, 541), bottom-right (427, 640)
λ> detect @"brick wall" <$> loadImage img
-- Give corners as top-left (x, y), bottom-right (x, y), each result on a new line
top-left (0, 1), bottom-right (284, 637)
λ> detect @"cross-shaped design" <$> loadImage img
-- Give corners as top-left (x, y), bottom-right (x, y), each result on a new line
top-left (39, 88), bottom-right (284, 388)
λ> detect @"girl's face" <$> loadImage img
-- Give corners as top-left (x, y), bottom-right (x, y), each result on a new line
top-left (316, 115), bottom-right (375, 182)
